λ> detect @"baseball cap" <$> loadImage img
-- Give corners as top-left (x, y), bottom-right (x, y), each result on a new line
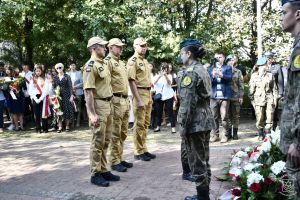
top-left (108, 38), bottom-right (125, 47)
top-left (87, 36), bottom-right (108, 48)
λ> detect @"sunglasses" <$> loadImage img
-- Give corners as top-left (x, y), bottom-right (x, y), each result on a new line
top-left (140, 44), bottom-right (147, 48)
top-left (56, 67), bottom-right (62, 70)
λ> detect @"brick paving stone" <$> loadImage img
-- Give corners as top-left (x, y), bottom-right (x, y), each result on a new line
top-left (0, 119), bottom-right (258, 200)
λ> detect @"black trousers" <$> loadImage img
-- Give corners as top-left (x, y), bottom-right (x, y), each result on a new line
top-left (32, 95), bottom-right (48, 132)
top-left (156, 97), bottom-right (175, 127)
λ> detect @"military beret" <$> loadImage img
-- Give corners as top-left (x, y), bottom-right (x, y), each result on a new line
top-left (264, 51), bottom-right (275, 58)
top-left (225, 54), bottom-right (233, 64)
top-left (282, 0), bottom-right (300, 5)
top-left (180, 39), bottom-right (202, 49)
top-left (256, 57), bottom-right (268, 66)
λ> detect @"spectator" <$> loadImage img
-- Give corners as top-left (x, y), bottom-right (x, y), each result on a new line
top-left (208, 52), bottom-right (233, 143)
top-left (149, 62), bottom-right (157, 129)
top-left (67, 63), bottom-right (83, 127)
top-left (53, 63), bottom-right (75, 132)
top-left (21, 63), bottom-right (34, 124)
top-left (0, 62), bottom-right (5, 132)
top-left (153, 62), bottom-right (176, 134)
top-left (29, 64), bottom-right (50, 133)
top-left (7, 67), bottom-right (26, 131)
top-left (168, 63), bottom-right (177, 92)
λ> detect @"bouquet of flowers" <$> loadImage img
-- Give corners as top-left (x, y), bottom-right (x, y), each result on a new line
top-left (220, 130), bottom-right (296, 200)
top-left (0, 77), bottom-right (14, 89)
top-left (9, 76), bottom-right (25, 96)
top-left (50, 86), bottom-right (63, 124)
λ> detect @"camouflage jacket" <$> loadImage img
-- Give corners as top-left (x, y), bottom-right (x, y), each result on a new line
top-left (249, 71), bottom-right (278, 106)
top-left (230, 67), bottom-right (244, 100)
top-left (280, 33), bottom-right (300, 157)
top-left (177, 63), bottom-right (216, 135)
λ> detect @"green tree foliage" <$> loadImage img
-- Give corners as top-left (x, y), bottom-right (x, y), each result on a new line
top-left (0, 0), bottom-right (291, 70)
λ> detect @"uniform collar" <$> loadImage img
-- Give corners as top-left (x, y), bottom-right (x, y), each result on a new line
top-left (91, 54), bottom-right (104, 63)
top-left (108, 53), bottom-right (119, 61)
top-left (134, 52), bottom-right (144, 60)
top-left (293, 33), bottom-right (300, 48)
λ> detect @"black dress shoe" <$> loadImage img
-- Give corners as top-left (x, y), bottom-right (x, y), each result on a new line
top-left (134, 154), bottom-right (151, 161)
top-left (121, 160), bottom-right (133, 168)
top-left (182, 172), bottom-right (196, 182)
top-left (111, 163), bottom-right (127, 172)
top-left (184, 195), bottom-right (198, 200)
top-left (144, 152), bottom-right (156, 159)
top-left (91, 173), bottom-right (109, 187)
top-left (101, 171), bottom-right (120, 181)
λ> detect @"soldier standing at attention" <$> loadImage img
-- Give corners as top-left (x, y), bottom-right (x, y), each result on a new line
top-left (280, 1), bottom-right (300, 198)
top-left (127, 37), bottom-right (156, 161)
top-left (83, 36), bottom-right (120, 187)
top-left (249, 57), bottom-right (278, 140)
top-left (225, 55), bottom-right (244, 140)
top-left (177, 39), bottom-right (215, 200)
top-left (106, 38), bottom-right (133, 172)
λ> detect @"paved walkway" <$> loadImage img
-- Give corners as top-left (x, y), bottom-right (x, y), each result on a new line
top-left (0, 119), bottom-right (259, 200)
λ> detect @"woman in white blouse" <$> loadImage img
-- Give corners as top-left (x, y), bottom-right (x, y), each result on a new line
top-left (29, 65), bottom-right (50, 133)
top-left (153, 62), bottom-right (176, 133)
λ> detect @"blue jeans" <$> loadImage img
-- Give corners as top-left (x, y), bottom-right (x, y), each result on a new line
top-left (0, 100), bottom-right (5, 128)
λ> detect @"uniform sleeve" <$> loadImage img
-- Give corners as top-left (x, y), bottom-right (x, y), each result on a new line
top-left (271, 75), bottom-right (278, 104)
top-left (196, 71), bottom-right (211, 99)
top-left (127, 61), bottom-right (136, 81)
top-left (238, 71), bottom-right (244, 98)
top-left (83, 65), bottom-right (96, 89)
top-left (248, 74), bottom-right (256, 99)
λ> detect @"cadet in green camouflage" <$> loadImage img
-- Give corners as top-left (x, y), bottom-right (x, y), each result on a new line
top-left (178, 39), bottom-right (215, 200)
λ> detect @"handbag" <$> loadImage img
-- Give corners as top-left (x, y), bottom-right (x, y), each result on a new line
top-left (152, 85), bottom-right (164, 101)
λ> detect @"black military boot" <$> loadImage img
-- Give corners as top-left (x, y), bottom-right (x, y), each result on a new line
top-left (91, 172), bottom-right (109, 187)
top-left (101, 171), bottom-right (120, 181)
top-left (121, 160), bottom-right (133, 168)
top-left (232, 128), bottom-right (238, 140)
top-left (144, 152), bottom-right (156, 159)
top-left (182, 172), bottom-right (196, 182)
top-left (258, 129), bottom-right (265, 141)
top-left (226, 128), bottom-right (233, 140)
top-left (111, 163), bottom-right (127, 172)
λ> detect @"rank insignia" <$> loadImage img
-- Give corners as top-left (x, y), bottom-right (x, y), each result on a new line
top-left (114, 63), bottom-right (119, 67)
top-left (98, 66), bottom-right (104, 72)
top-left (139, 63), bottom-right (143, 66)
top-left (294, 55), bottom-right (300, 69)
top-left (182, 76), bottom-right (192, 86)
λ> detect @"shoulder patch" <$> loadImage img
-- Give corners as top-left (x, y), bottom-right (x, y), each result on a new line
top-left (182, 76), bottom-right (192, 86)
top-left (293, 55), bottom-right (300, 69)
top-left (85, 60), bottom-right (94, 72)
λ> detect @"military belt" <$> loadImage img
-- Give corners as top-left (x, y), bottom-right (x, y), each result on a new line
top-left (113, 93), bottom-right (128, 98)
top-left (137, 87), bottom-right (151, 90)
top-left (95, 96), bottom-right (113, 101)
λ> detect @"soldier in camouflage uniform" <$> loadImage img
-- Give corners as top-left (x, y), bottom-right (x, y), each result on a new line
top-left (177, 39), bottom-right (215, 200)
top-left (280, 1), bottom-right (300, 198)
top-left (249, 57), bottom-right (278, 140)
top-left (264, 51), bottom-right (282, 131)
top-left (225, 55), bottom-right (244, 140)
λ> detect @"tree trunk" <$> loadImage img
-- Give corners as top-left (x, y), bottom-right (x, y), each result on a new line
top-left (24, 14), bottom-right (34, 69)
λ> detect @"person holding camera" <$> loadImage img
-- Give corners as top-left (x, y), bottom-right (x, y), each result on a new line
top-left (153, 62), bottom-right (176, 134)
top-left (208, 52), bottom-right (233, 143)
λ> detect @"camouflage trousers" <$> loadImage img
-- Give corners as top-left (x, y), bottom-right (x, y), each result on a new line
top-left (183, 131), bottom-right (211, 187)
top-left (254, 104), bottom-right (274, 131)
top-left (110, 96), bottom-right (130, 165)
top-left (133, 89), bottom-right (152, 155)
top-left (210, 99), bottom-right (230, 137)
top-left (181, 139), bottom-right (191, 174)
top-left (228, 99), bottom-right (241, 128)
top-left (90, 100), bottom-right (113, 176)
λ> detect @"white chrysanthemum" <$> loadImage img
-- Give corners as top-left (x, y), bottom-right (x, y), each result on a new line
top-left (268, 129), bottom-right (280, 145)
top-left (235, 150), bottom-right (248, 158)
top-left (244, 163), bottom-right (262, 172)
top-left (231, 157), bottom-right (242, 166)
top-left (270, 161), bottom-right (286, 175)
top-left (229, 167), bottom-right (242, 177)
top-left (247, 172), bottom-right (264, 187)
top-left (258, 140), bottom-right (271, 153)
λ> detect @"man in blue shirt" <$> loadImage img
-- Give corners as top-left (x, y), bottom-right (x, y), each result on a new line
top-left (208, 52), bottom-right (233, 143)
